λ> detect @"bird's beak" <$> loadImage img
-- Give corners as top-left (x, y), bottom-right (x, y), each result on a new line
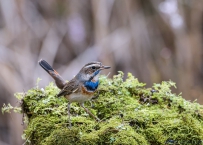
top-left (100, 65), bottom-right (111, 70)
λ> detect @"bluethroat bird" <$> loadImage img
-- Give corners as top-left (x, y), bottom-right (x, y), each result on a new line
top-left (39, 59), bottom-right (110, 127)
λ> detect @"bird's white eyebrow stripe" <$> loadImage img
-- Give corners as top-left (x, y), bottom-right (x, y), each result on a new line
top-left (84, 64), bottom-right (100, 68)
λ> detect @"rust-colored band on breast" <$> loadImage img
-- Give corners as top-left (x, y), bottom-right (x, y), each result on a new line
top-left (81, 86), bottom-right (95, 96)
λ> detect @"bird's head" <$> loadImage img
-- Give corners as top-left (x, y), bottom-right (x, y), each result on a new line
top-left (76, 61), bottom-right (110, 81)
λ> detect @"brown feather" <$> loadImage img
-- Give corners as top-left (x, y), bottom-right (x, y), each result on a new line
top-left (57, 78), bottom-right (79, 97)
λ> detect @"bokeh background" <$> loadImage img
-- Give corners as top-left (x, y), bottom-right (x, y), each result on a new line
top-left (0, 0), bottom-right (203, 144)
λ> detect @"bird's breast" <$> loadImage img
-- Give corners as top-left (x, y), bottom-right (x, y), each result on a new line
top-left (65, 86), bottom-right (95, 103)
top-left (81, 85), bottom-right (95, 96)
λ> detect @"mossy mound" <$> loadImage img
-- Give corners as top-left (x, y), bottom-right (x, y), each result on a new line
top-left (2, 72), bottom-right (203, 145)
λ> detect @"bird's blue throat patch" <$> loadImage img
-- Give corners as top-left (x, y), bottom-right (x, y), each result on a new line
top-left (84, 80), bottom-right (99, 91)
top-left (94, 70), bottom-right (100, 76)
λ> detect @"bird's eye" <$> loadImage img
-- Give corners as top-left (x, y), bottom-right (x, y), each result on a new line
top-left (92, 66), bottom-right (96, 69)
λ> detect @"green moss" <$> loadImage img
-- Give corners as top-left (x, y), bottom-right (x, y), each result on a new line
top-left (2, 72), bottom-right (203, 145)
top-left (41, 128), bottom-right (80, 145)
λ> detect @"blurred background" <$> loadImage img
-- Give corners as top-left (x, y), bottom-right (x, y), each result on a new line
top-left (0, 0), bottom-right (203, 144)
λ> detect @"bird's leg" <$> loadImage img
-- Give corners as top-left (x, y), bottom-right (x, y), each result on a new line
top-left (80, 103), bottom-right (100, 121)
top-left (67, 102), bottom-right (71, 128)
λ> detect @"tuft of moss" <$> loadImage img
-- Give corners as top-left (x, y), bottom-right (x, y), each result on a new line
top-left (2, 72), bottom-right (203, 145)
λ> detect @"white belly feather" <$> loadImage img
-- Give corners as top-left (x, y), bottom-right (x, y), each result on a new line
top-left (67, 93), bottom-right (92, 103)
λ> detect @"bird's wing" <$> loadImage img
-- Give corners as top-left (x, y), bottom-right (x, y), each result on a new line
top-left (57, 79), bottom-right (79, 97)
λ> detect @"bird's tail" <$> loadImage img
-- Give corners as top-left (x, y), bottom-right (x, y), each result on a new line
top-left (39, 59), bottom-right (55, 74)
top-left (39, 59), bottom-right (66, 89)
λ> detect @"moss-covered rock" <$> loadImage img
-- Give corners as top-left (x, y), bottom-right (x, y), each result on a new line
top-left (2, 72), bottom-right (203, 145)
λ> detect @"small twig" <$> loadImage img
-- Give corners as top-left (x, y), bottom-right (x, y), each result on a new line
top-left (22, 134), bottom-right (31, 145)
top-left (106, 72), bottom-right (111, 78)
